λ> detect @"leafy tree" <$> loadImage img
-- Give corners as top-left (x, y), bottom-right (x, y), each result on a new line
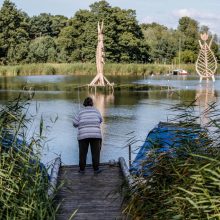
top-left (141, 23), bottom-right (178, 63)
top-left (0, 0), bottom-right (30, 64)
top-left (29, 14), bottom-right (68, 39)
top-left (65, 0), bottom-right (149, 63)
top-left (7, 42), bottom-right (29, 63)
top-left (56, 26), bottom-right (79, 62)
top-left (173, 50), bottom-right (197, 63)
top-left (178, 16), bottom-right (199, 52)
top-left (28, 36), bottom-right (57, 63)
top-left (0, 0), bottom-right (218, 65)
top-left (50, 15), bottom-right (68, 37)
top-left (29, 13), bottom-right (53, 38)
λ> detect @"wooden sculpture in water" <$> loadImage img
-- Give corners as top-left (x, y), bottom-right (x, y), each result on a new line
top-left (196, 33), bottom-right (217, 82)
top-left (89, 21), bottom-right (114, 90)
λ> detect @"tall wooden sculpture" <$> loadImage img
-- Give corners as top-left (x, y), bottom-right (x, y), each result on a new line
top-left (89, 21), bottom-right (113, 89)
top-left (196, 33), bottom-right (217, 82)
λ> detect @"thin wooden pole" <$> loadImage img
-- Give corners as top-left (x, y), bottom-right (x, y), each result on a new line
top-left (128, 144), bottom-right (131, 168)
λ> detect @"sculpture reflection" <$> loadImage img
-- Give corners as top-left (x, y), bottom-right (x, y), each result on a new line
top-left (196, 83), bottom-right (217, 125)
top-left (89, 92), bottom-right (114, 119)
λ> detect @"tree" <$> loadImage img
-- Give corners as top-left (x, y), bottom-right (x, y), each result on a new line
top-left (29, 14), bottom-right (68, 39)
top-left (65, 0), bottom-right (149, 63)
top-left (0, 0), bottom-right (30, 64)
top-left (50, 15), bottom-right (68, 37)
top-left (177, 16), bottom-right (199, 52)
top-left (29, 13), bottom-right (53, 38)
top-left (57, 26), bottom-right (79, 62)
top-left (28, 36), bottom-right (57, 63)
top-left (141, 23), bottom-right (178, 63)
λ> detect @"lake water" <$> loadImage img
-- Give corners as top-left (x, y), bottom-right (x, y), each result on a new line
top-left (0, 74), bottom-right (219, 166)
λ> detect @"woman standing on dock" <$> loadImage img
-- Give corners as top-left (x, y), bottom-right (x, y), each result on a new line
top-left (73, 97), bottom-right (103, 174)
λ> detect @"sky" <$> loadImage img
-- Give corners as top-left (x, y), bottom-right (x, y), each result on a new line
top-left (1, 0), bottom-right (220, 36)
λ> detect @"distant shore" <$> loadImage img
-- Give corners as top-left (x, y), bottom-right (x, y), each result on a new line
top-left (0, 63), bottom-right (213, 77)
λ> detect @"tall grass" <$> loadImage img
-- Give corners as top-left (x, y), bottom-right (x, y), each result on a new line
top-left (0, 94), bottom-right (57, 219)
top-left (124, 101), bottom-right (220, 220)
top-left (0, 63), bottom-right (201, 76)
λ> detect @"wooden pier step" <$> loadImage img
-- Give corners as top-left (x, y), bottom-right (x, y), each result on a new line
top-left (55, 164), bottom-right (125, 220)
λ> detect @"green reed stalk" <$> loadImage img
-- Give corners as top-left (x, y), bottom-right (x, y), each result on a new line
top-left (0, 94), bottom-right (56, 220)
top-left (124, 101), bottom-right (220, 220)
top-left (0, 63), bottom-right (201, 76)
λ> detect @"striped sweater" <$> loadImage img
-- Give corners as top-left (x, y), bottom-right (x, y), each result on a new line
top-left (73, 106), bottom-right (103, 140)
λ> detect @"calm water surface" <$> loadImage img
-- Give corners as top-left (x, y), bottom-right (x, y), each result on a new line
top-left (0, 74), bottom-right (219, 165)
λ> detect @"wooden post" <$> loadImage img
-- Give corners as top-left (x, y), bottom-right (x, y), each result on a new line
top-left (48, 156), bottom-right (61, 198)
top-left (128, 144), bottom-right (131, 168)
top-left (119, 157), bottom-right (134, 187)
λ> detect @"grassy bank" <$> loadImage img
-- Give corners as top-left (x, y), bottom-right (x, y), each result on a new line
top-left (124, 102), bottom-right (220, 220)
top-left (0, 63), bottom-right (208, 76)
top-left (0, 95), bottom-right (57, 219)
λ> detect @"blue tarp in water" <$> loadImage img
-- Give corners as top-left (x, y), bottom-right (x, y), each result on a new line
top-left (130, 122), bottom-right (208, 176)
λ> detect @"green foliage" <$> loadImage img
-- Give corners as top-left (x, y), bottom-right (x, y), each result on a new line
top-left (56, 0), bottom-right (149, 63)
top-left (0, 95), bottom-right (56, 219)
top-left (178, 16), bottom-right (199, 52)
top-left (124, 102), bottom-right (220, 220)
top-left (173, 50), bottom-right (197, 64)
top-left (0, 0), bottom-right (30, 64)
top-left (29, 13), bottom-right (68, 39)
top-left (0, 0), bottom-right (219, 65)
top-left (0, 63), bottom-right (199, 76)
top-left (28, 36), bottom-right (57, 63)
top-left (141, 23), bottom-right (179, 63)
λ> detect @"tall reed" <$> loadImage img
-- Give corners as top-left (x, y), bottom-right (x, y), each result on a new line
top-left (0, 94), bottom-right (56, 219)
top-left (0, 63), bottom-right (201, 76)
top-left (124, 101), bottom-right (220, 220)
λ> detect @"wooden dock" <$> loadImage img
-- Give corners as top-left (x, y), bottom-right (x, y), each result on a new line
top-left (55, 163), bottom-right (126, 220)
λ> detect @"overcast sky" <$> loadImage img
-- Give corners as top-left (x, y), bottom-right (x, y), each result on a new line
top-left (1, 0), bottom-right (220, 36)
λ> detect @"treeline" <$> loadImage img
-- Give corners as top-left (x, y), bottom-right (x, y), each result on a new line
top-left (0, 0), bottom-right (219, 65)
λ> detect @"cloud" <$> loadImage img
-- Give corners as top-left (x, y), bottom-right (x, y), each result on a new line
top-left (173, 8), bottom-right (220, 20)
top-left (173, 8), bottom-right (220, 35)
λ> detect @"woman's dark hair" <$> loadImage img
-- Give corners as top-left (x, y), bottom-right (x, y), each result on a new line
top-left (83, 97), bottom-right (93, 107)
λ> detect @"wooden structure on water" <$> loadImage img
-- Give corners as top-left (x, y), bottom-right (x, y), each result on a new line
top-left (196, 33), bottom-right (217, 82)
top-left (89, 21), bottom-right (114, 91)
top-left (55, 163), bottom-right (127, 220)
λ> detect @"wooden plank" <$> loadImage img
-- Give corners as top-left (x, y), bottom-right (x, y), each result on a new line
top-left (55, 163), bottom-right (126, 220)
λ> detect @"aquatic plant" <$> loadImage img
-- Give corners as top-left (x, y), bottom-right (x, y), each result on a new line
top-left (0, 63), bottom-right (201, 76)
top-left (0, 94), bottom-right (57, 219)
top-left (124, 101), bottom-right (220, 220)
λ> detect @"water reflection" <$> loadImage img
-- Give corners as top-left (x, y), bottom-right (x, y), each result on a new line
top-left (195, 83), bottom-right (217, 125)
top-left (89, 92), bottom-right (114, 117)
top-left (196, 83), bottom-right (216, 107)
top-left (1, 75), bottom-right (220, 165)
top-left (89, 92), bottom-right (115, 157)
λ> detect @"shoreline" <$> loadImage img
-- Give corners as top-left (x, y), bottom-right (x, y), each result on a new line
top-left (0, 62), bottom-right (208, 77)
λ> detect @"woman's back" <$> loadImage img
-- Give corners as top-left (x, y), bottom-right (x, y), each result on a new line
top-left (73, 106), bottom-right (102, 140)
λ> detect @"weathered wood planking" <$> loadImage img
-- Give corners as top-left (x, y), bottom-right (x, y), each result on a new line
top-left (55, 164), bottom-right (125, 220)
